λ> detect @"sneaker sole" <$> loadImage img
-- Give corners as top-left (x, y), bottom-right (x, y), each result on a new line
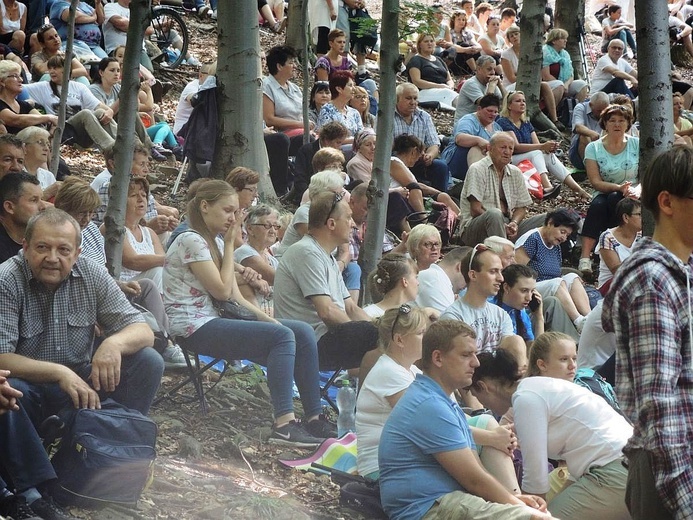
top-left (268, 437), bottom-right (322, 448)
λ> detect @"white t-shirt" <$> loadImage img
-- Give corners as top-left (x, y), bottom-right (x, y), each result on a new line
top-left (500, 47), bottom-right (518, 89)
top-left (23, 81), bottom-right (101, 117)
top-left (273, 202), bottom-right (309, 258)
top-left (103, 2), bottom-right (132, 54)
top-left (90, 168), bottom-right (111, 193)
top-left (163, 232), bottom-right (221, 338)
top-left (36, 168), bottom-right (57, 190)
top-left (591, 55), bottom-right (634, 93)
top-left (513, 376), bottom-right (632, 494)
top-left (355, 354), bottom-right (421, 476)
top-left (362, 303), bottom-right (385, 318)
top-left (173, 79), bottom-right (200, 134)
top-left (440, 297), bottom-right (513, 353)
top-left (577, 299), bottom-right (616, 370)
top-left (415, 263), bottom-right (454, 313)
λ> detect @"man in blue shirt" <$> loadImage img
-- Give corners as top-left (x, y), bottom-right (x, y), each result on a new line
top-left (378, 320), bottom-right (552, 520)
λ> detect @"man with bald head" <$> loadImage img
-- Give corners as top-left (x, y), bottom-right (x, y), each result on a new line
top-left (457, 132), bottom-right (545, 246)
top-left (568, 91), bottom-right (610, 170)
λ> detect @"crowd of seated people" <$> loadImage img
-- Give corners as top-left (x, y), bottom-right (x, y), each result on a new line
top-left (0, 1), bottom-right (679, 519)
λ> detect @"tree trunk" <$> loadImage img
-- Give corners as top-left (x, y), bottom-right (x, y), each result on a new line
top-left (104, 0), bottom-right (148, 278)
top-left (635, 0), bottom-right (673, 237)
top-left (555, 0), bottom-right (587, 80)
top-left (286, 0), bottom-right (304, 52)
top-left (50, 0), bottom-right (79, 174)
top-left (358, 0), bottom-right (396, 305)
top-left (517, 0), bottom-right (554, 132)
top-left (213, 0), bottom-right (277, 204)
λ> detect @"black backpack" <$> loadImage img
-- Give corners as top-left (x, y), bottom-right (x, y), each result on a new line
top-left (51, 399), bottom-right (158, 508)
top-left (557, 96), bottom-right (578, 129)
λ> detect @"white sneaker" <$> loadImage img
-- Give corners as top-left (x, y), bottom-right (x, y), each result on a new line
top-left (162, 344), bottom-right (187, 369)
top-left (578, 257), bottom-right (592, 274)
top-left (186, 56), bottom-right (201, 66)
top-left (211, 9), bottom-right (217, 20)
top-left (573, 315), bottom-right (587, 334)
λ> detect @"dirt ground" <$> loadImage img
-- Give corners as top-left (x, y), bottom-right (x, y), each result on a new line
top-left (57, 4), bottom-right (691, 519)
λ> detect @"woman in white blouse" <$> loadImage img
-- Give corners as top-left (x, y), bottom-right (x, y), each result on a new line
top-left (471, 348), bottom-right (632, 519)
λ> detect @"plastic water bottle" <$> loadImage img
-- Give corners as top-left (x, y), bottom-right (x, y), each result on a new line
top-left (336, 381), bottom-right (357, 438)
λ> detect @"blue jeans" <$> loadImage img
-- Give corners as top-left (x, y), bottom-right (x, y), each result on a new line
top-left (0, 348), bottom-right (163, 492)
top-left (187, 318), bottom-right (322, 419)
top-left (443, 145), bottom-right (471, 181)
top-left (411, 158), bottom-right (451, 192)
top-left (342, 261), bottom-right (362, 291)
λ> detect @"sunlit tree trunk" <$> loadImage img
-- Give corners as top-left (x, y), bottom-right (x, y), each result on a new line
top-left (635, 0), bottom-right (672, 236)
top-left (104, 0), bottom-right (148, 277)
top-left (555, 0), bottom-right (587, 80)
top-left (213, 0), bottom-right (276, 203)
top-left (50, 0), bottom-right (78, 175)
top-left (359, 0), bottom-right (397, 304)
top-left (516, 0), bottom-right (555, 131)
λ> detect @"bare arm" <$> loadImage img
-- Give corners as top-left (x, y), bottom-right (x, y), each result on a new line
top-left (515, 246), bottom-right (530, 265)
top-left (501, 58), bottom-right (516, 84)
top-left (345, 297), bottom-right (371, 321)
top-left (310, 294), bottom-right (352, 326)
top-left (469, 197), bottom-right (485, 218)
top-left (600, 248), bottom-right (622, 274)
top-left (0, 352), bottom-right (100, 409)
top-left (262, 94), bottom-right (303, 130)
top-left (241, 255), bottom-right (275, 285)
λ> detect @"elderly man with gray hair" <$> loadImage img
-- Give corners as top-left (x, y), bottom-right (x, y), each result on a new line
top-left (454, 55), bottom-right (506, 123)
top-left (457, 132), bottom-right (545, 246)
top-left (568, 91), bottom-right (610, 170)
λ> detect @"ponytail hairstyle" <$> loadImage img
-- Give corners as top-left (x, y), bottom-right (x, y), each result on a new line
top-left (186, 180), bottom-right (237, 268)
top-left (471, 348), bottom-right (522, 391)
top-left (526, 331), bottom-right (575, 377)
top-left (368, 253), bottom-right (417, 301)
top-left (374, 305), bottom-right (430, 350)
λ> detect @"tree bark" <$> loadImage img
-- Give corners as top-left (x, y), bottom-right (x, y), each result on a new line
top-left (50, 0), bottom-right (79, 174)
top-left (213, 0), bottom-right (277, 203)
top-left (635, 0), bottom-right (673, 237)
top-left (286, 0), bottom-right (304, 52)
top-left (104, 0), bottom-right (148, 278)
top-left (516, 0), bottom-right (554, 132)
top-left (359, 0), bottom-right (397, 305)
top-left (555, 0), bottom-right (587, 80)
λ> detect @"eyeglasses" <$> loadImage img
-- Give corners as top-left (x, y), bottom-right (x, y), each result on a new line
top-left (353, 95), bottom-right (368, 100)
top-left (391, 304), bottom-right (412, 340)
top-left (421, 241), bottom-right (441, 250)
top-left (4, 74), bottom-right (21, 81)
top-left (468, 243), bottom-right (490, 271)
top-left (629, 212), bottom-right (642, 216)
top-left (252, 222), bottom-right (281, 230)
top-left (325, 191), bottom-right (344, 224)
top-left (242, 186), bottom-right (258, 195)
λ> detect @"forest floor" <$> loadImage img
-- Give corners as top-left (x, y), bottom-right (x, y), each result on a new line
top-left (58, 5), bottom-right (691, 519)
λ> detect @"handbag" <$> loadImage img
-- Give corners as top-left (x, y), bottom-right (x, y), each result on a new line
top-left (213, 298), bottom-right (258, 321)
top-left (516, 159), bottom-right (544, 199)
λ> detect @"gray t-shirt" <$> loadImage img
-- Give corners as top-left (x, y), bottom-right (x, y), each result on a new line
top-left (274, 234), bottom-right (350, 340)
top-left (440, 297), bottom-right (513, 353)
top-left (262, 74), bottom-right (303, 124)
top-left (454, 76), bottom-right (501, 123)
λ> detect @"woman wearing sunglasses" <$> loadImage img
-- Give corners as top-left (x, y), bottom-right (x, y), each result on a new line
top-left (356, 304), bottom-right (519, 488)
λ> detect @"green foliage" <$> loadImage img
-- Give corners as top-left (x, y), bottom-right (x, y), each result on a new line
top-left (398, 1), bottom-right (447, 41)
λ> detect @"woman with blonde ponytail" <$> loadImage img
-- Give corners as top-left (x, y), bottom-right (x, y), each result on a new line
top-left (163, 180), bottom-right (334, 447)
